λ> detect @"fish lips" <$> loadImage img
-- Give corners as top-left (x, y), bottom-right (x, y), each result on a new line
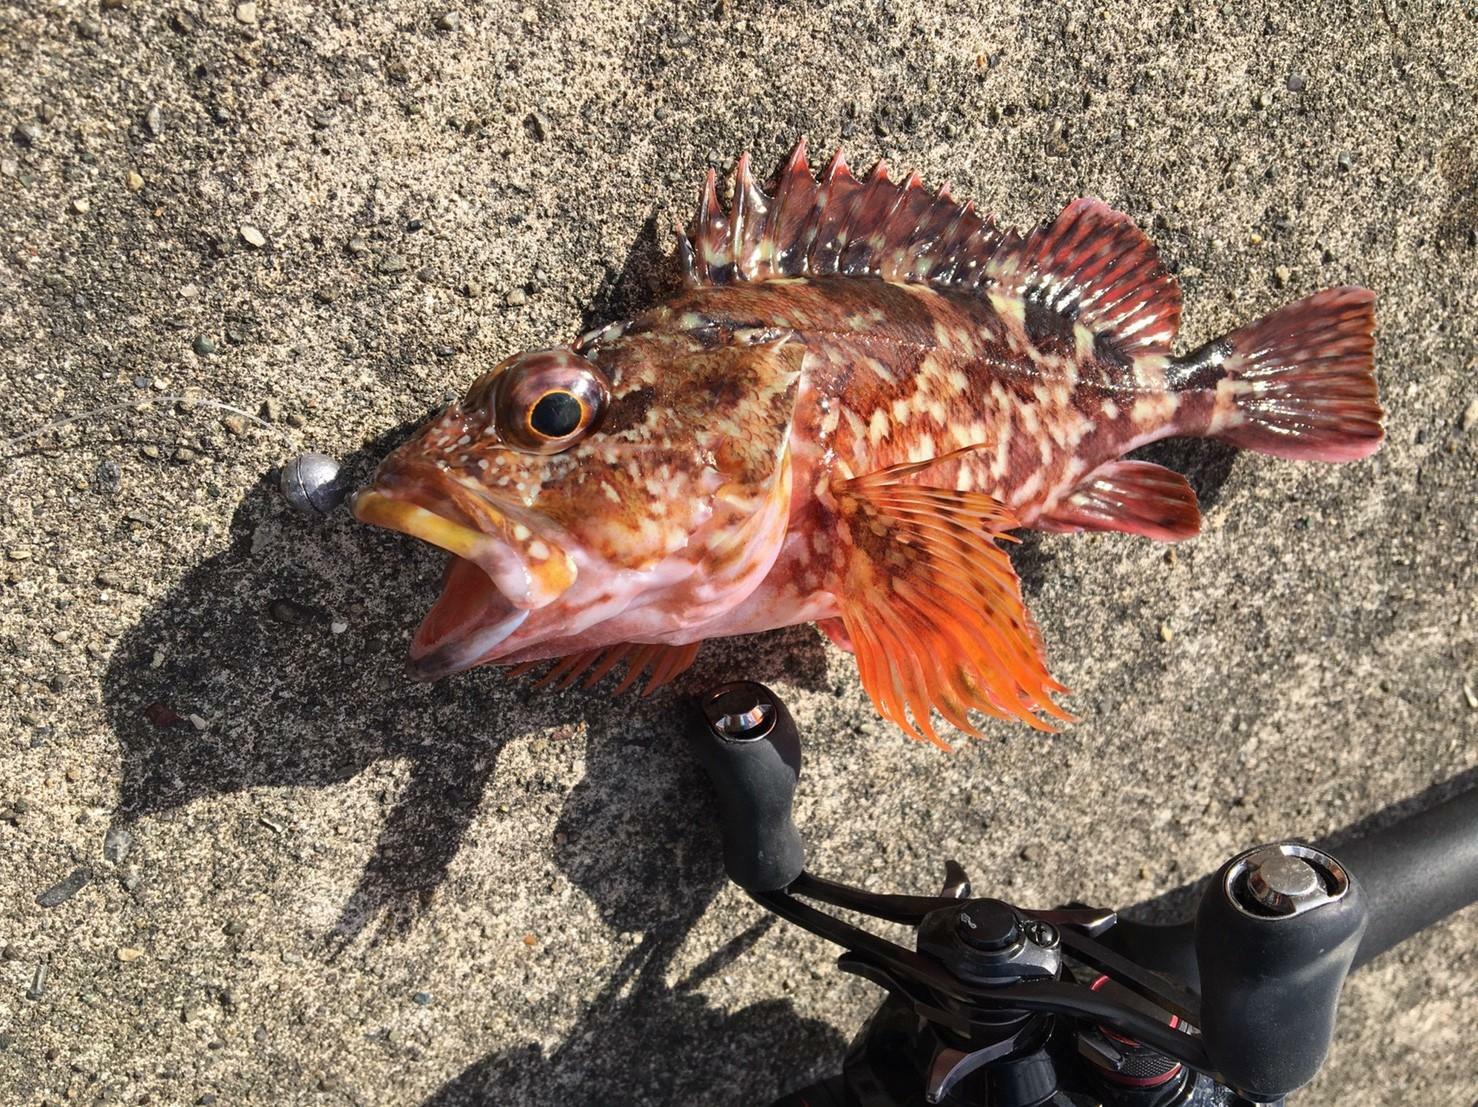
top-left (351, 486), bottom-right (576, 679)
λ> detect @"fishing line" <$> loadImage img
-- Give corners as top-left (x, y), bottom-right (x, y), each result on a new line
top-left (1, 396), bottom-right (289, 454)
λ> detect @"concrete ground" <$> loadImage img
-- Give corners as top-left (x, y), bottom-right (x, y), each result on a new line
top-left (1, 1), bottom-right (1474, 1104)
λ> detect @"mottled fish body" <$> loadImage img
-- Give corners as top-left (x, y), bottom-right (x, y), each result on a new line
top-left (354, 141), bottom-right (1382, 742)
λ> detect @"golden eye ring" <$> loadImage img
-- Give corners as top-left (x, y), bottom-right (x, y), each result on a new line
top-left (527, 389), bottom-right (586, 440)
top-left (484, 348), bottom-right (609, 454)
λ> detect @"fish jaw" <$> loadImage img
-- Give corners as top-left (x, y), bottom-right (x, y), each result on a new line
top-left (351, 467), bottom-right (577, 679)
top-left (353, 491), bottom-right (566, 609)
top-left (407, 554), bottom-right (532, 678)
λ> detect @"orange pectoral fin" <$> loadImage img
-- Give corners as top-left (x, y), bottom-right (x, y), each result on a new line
top-left (817, 617), bottom-right (855, 654)
top-left (507, 641), bottom-right (702, 698)
top-left (834, 467), bottom-right (1072, 744)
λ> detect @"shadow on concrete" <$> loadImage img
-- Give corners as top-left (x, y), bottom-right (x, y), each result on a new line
top-left (1131, 437), bottom-right (1241, 513)
top-left (100, 421), bottom-right (830, 945)
top-left (425, 921), bottom-right (847, 1106)
top-left (100, 426), bottom-right (842, 1101)
top-left (424, 730), bottom-right (849, 1105)
top-left (1123, 765), bottom-right (1478, 926)
top-left (580, 214), bottom-right (681, 336)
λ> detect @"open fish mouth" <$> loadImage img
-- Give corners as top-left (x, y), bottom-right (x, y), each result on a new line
top-left (352, 480), bottom-right (576, 679)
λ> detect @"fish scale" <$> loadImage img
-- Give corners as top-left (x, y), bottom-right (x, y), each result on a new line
top-left (353, 139), bottom-right (1383, 743)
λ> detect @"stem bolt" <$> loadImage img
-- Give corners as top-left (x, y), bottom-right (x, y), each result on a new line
top-left (1246, 851), bottom-right (1321, 913)
top-left (703, 683), bottom-right (777, 741)
top-left (1228, 843), bottom-right (1347, 918)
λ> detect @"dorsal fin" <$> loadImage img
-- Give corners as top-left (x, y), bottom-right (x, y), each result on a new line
top-left (678, 142), bottom-right (1182, 361)
top-left (679, 138), bottom-right (1020, 291)
top-left (988, 197), bottom-right (1182, 362)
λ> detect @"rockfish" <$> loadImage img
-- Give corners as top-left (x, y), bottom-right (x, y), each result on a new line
top-left (353, 140), bottom-right (1383, 743)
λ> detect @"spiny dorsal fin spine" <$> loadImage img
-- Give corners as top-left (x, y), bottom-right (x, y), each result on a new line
top-left (681, 142), bottom-right (1181, 359)
top-left (762, 137), bottom-right (817, 276)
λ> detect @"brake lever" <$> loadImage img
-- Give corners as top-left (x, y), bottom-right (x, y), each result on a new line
top-left (1051, 923), bottom-right (1202, 1028)
top-left (788, 871), bottom-right (961, 924)
top-left (757, 881), bottom-right (1219, 1076)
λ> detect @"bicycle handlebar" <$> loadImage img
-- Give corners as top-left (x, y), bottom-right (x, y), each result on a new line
top-left (1105, 783), bottom-right (1478, 990)
top-left (685, 680), bottom-right (1478, 1104)
top-left (1336, 784), bottom-right (1478, 969)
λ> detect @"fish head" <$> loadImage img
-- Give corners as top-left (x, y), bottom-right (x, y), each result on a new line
top-left (353, 330), bottom-right (803, 678)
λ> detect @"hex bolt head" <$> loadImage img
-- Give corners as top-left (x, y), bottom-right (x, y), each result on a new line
top-left (1226, 843), bottom-right (1348, 919)
top-left (1025, 920), bottom-right (1060, 949)
top-left (1245, 850), bottom-right (1322, 914)
top-left (703, 684), bottom-right (776, 741)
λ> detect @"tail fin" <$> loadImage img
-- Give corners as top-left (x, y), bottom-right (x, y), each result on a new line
top-left (1199, 287), bottom-right (1383, 462)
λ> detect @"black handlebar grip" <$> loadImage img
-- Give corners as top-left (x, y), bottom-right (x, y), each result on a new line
top-left (687, 682), bottom-right (805, 894)
top-left (1195, 843), bottom-right (1368, 1101)
top-left (1334, 783), bottom-right (1478, 970)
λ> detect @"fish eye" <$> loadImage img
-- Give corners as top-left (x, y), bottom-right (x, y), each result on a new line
top-left (491, 349), bottom-right (609, 454)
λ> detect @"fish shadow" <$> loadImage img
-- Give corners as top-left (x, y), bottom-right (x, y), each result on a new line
top-left (1009, 438), bottom-right (1239, 599)
top-left (100, 424), bottom-right (844, 1102)
top-left (100, 425), bottom-right (831, 950)
top-left (580, 214), bottom-right (681, 336)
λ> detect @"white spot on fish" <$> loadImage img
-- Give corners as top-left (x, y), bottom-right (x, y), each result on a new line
top-left (1014, 470), bottom-right (1044, 505)
top-left (908, 432), bottom-right (937, 463)
top-left (868, 408), bottom-right (890, 446)
top-left (1131, 393), bottom-right (1179, 426)
top-left (1074, 322), bottom-right (1095, 361)
top-left (864, 356), bottom-right (896, 385)
top-left (990, 432), bottom-right (1011, 478)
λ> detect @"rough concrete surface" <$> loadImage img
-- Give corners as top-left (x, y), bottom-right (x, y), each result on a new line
top-left (1, 1), bottom-right (1475, 1105)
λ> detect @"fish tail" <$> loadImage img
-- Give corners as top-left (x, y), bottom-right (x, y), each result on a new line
top-left (1174, 287), bottom-right (1384, 462)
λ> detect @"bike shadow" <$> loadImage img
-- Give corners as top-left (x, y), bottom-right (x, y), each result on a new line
top-left (1122, 765), bottom-right (1478, 925)
top-left (425, 722), bottom-right (848, 1106)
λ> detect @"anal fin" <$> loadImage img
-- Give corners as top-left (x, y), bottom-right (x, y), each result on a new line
top-left (1037, 460), bottom-right (1201, 543)
top-left (833, 461), bottom-right (1071, 744)
top-left (507, 641), bottom-right (701, 697)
